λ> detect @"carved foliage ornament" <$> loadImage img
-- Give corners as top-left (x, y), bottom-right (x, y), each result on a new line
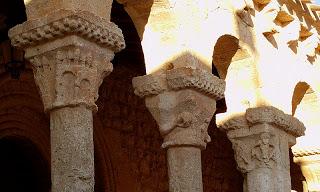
top-left (30, 47), bottom-right (113, 111)
top-left (132, 67), bottom-right (225, 100)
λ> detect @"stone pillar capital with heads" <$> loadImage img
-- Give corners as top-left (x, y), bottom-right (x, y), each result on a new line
top-left (218, 106), bottom-right (305, 192)
top-left (133, 57), bottom-right (225, 192)
top-left (8, 3), bottom-right (125, 192)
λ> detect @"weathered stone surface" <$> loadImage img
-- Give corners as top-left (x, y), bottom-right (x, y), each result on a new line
top-left (24, 0), bottom-right (113, 20)
top-left (133, 59), bottom-right (225, 192)
top-left (3, 0), bottom-right (320, 191)
top-left (29, 44), bottom-right (113, 112)
top-left (133, 67), bottom-right (225, 149)
top-left (51, 106), bottom-right (94, 192)
top-left (218, 106), bottom-right (305, 192)
top-left (8, 10), bottom-right (125, 112)
top-left (8, 3), bottom-right (125, 192)
top-left (167, 147), bottom-right (203, 192)
top-left (9, 10), bottom-right (125, 52)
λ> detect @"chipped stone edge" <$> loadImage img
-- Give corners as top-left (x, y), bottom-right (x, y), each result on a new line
top-left (8, 10), bottom-right (125, 52)
top-left (132, 67), bottom-right (226, 100)
top-left (218, 106), bottom-right (305, 137)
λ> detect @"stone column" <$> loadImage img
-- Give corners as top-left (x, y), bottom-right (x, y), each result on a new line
top-left (8, 9), bottom-right (125, 192)
top-left (293, 149), bottom-right (320, 192)
top-left (133, 61), bottom-right (225, 192)
top-left (218, 106), bottom-right (305, 192)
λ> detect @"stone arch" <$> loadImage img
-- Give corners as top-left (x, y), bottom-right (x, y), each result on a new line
top-left (292, 82), bottom-right (312, 116)
top-left (115, 0), bottom-right (153, 39)
top-left (111, 1), bottom-right (146, 74)
top-left (291, 83), bottom-right (320, 192)
top-left (0, 136), bottom-right (50, 192)
top-left (212, 34), bottom-right (251, 80)
top-left (291, 81), bottom-right (320, 126)
top-left (213, 35), bottom-right (256, 113)
top-left (0, 71), bottom-right (51, 192)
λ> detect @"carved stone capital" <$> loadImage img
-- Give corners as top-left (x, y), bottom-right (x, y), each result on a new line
top-left (218, 106), bottom-right (305, 174)
top-left (133, 67), bottom-right (225, 100)
top-left (133, 67), bottom-right (225, 149)
top-left (8, 11), bottom-right (125, 112)
top-left (30, 45), bottom-right (113, 111)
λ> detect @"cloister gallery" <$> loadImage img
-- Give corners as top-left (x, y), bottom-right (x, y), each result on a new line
top-left (1, 0), bottom-right (320, 191)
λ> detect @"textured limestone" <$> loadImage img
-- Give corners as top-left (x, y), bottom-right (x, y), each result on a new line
top-left (8, 2), bottom-right (125, 191)
top-left (133, 57), bottom-right (225, 192)
top-left (51, 106), bottom-right (94, 192)
top-left (24, 0), bottom-right (113, 20)
top-left (218, 106), bottom-right (305, 192)
top-left (167, 147), bottom-right (202, 192)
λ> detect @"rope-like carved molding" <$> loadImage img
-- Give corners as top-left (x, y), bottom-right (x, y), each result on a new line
top-left (9, 11), bottom-right (125, 52)
top-left (166, 67), bottom-right (225, 100)
top-left (217, 114), bottom-right (248, 131)
top-left (292, 147), bottom-right (320, 157)
top-left (246, 106), bottom-right (305, 137)
top-left (219, 106), bottom-right (305, 137)
top-left (132, 67), bottom-right (225, 100)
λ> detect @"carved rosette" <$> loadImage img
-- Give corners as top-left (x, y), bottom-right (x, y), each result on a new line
top-left (217, 106), bottom-right (305, 173)
top-left (8, 10), bottom-right (125, 112)
top-left (133, 67), bottom-right (225, 149)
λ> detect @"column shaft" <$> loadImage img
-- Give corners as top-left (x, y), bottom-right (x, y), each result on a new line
top-left (246, 167), bottom-right (290, 192)
top-left (167, 147), bottom-right (202, 192)
top-left (51, 106), bottom-right (94, 192)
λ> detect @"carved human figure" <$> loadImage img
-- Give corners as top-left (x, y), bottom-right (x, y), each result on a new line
top-left (252, 132), bottom-right (276, 168)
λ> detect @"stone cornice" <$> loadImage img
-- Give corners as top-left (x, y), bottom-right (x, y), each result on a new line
top-left (8, 10), bottom-right (125, 52)
top-left (132, 67), bottom-right (225, 100)
top-left (292, 147), bottom-right (320, 158)
top-left (219, 106), bottom-right (305, 137)
top-left (246, 107), bottom-right (305, 137)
